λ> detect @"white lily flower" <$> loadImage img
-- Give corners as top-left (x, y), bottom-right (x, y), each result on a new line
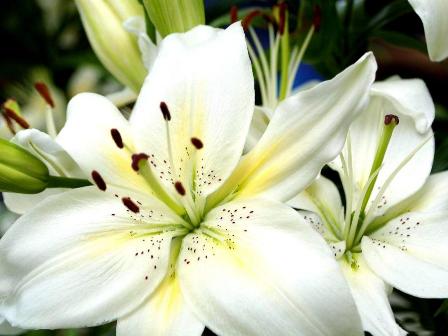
top-left (290, 76), bottom-right (446, 336)
top-left (408, 0), bottom-right (448, 62)
top-left (0, 23), bottom-right (377, 335)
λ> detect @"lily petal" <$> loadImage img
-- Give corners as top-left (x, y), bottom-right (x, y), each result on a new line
top-left (244, 106), bottom-right (270, 153)
top-left (4, 129), bottom-right (84, 214)
top-left (178, 198), bottom-right (363, 336)
top-left (340, 256), bottom-right (406, 336)
top-left (362, 211), bottom-right (448, 297)
top-left (117, 239), bottom-right (204, 336)
top-left (408, 0), bottom-right (448, 61)
top-left (399, 171), bottom-right (448, 213)
top-left (130, 22), bottom-right (254, 198)
top-left (0, 187), bottom-right (184, 328)
top-left (0, 317), bottom-right (23, 335)
top-left (289, 176), bottom-right (344, 234)
top-left (57, 93), bottom-right (151, 193)
top-left (215, 52), bottom-right (376, 203)
top-left (123, 16), bottom-right (158, 71)
top-left (371, 77), bottom-right (435, 133)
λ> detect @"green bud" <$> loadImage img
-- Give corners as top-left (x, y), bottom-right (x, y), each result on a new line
top-left (0, 138), bottom-right (49, 194)
top-left (142, 0), bottom-right (205, 37)
top-left (75, 0), bottom-right (147, 93)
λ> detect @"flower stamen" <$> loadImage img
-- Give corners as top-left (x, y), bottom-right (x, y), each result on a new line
top-left (190, 137), bottom-right (203, 150)
top-left (174, 181), bottom-right (186, 196)
top-left (91, 170), bottom-right (107, 191)
top-left (111, 128), bottom-right (124, 149)
top-left (122, 196), bottom-right (140, 213)
top-left (34, 82), bottom-right (57, 138)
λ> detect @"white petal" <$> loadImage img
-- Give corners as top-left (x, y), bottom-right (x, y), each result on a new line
top-left (117, 238), bottom-right (204, 336)
top-left (330, 78), bottom-right (435, 215)
top-left (400, 171), bottom-right (448, 213)
top-left (288, 176), bottom-right (344, 235)
top-left (340, 255), bottom-right (407, 336)
top-left (123, 16), bottom-right (158, 71)
top-left (130, 23), bottom-right (254, 198)
top-left (177, 198), bottom-right (362, 336)
top-left (218, 52), bottom-right (377, 203)
top-left (0, 187), bottom-right (185, 328)
top-left (57, 93), bottom-right (151, 193)
top-left (0, 318), bottom-right (24, 335)
top-left (362, 211), bottom-right (448, 297)
top-left (371, 77), bottom-right (435, 133)
top-left (3, 129), bottom-right (84, 214)
top-left (408, 0), bottom-right (448, 61)
top-left (244, 106), bottom-right (270, 153)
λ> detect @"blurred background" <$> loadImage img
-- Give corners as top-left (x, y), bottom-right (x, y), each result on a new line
top-left (0, 0), bottom-right (447, 335)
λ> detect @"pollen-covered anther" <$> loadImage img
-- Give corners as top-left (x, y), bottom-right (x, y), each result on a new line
top-left (230, 5), bottom-right (238, 23)
top-left (2, 106), bottom-right (30, 129)
top-left (313, 5), bottom-right (322, 32)
top-left (131, 153), bottom-right (149, 171)
top-left (110, 128), bottom-right (124, 148)
top-left (122, 197), bottom-right (140, 213)
top-left (34, 82), bottom-right (55, 108)
top-left (174, 181), bottom-right (186, 196)
top-left (91, 170), bottom-right (107, 191)
top-left (160, 102), bottom-right (171, 121)
top-left (191, 137), bottom-right (204, 150)
top-left (384, 114), bottom-right (399, 126)
top-left (242, 10), bottom-right (262, 31)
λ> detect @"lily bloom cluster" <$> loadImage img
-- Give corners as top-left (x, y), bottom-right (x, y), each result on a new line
top-left (0, 1), bottom-right (447, 335)
top-left (0, 22), bottom-right (377, 335)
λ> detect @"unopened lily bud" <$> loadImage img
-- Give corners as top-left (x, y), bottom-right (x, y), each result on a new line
top-left (141, 0), bottom-right (205, 37)
top-left (0, 138), bottom-right (49, 194)
top-left (74, 0), bottom-right (147, 92)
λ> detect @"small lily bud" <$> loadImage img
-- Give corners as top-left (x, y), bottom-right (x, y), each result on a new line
top-left (141, 0), bottom-right (205, 37)
top-left (0, 138), bottom-right (49, 194)
top-left (74, 0), bottom-right (147, 92)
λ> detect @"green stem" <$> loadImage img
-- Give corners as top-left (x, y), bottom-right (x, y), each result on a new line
top-left (47, 176), bottom-right (92, 189)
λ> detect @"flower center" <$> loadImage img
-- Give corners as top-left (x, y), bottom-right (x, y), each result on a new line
top-left (335, 114), bottom-right (432, 254)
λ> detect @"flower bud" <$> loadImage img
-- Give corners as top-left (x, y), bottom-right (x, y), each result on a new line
top-left (0, 138), bottom-right (49, 194)
top-left (74, 0), bottom-right (147, 92)
top-left (141, 0), bottom-right (205, 37)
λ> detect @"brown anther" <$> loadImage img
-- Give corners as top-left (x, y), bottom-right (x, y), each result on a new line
top-left (34, 82), bottom-right (55, 108)
top-left (2, 106), bottom-right (29, 129)
top-left (230, 5), bottom-right (238, 23)
top-left (131, 153), bottom-right (149, 171)
top-left (110, 128), bottom-right (124, 148)
top-left (277, 2), bottom-right (287, 35)
top-left (384, 114), bottom-right (400, 126)
top-left (190, 137), bottom-right (203, 150)
top-left (122, 197), bottom-right (140, 213)
top-left (160, 102), bottom-right (171, 121)
top-left (242, 10), bottom-right (262, 31)
top-left (174, 181), bottom-right (186, 196)
top-left (91, 170), bottom-right (107, 191)
top-left (313, 5), bottom-right (322, 32)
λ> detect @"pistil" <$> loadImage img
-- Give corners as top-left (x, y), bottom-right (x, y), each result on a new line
top-left (359, 115), bottom-right (399, 216)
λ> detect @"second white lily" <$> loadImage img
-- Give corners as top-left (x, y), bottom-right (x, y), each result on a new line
top-left (291, 76), bottom-right (448, 336)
